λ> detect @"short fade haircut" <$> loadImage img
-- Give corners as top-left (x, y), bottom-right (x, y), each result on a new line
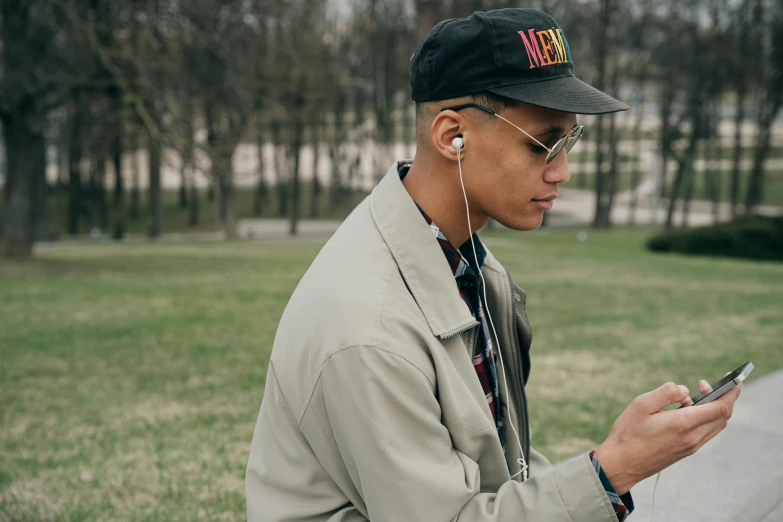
top-left (415, 91), bottom-right (522, 119)
top-left (415, 91), bottom-right (522, 141)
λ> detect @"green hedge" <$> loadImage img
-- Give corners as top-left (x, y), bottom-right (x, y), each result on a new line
top-left (646, 215), bottom-right (783, 262)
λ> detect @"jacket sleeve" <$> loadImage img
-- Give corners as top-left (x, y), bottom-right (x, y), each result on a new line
top-left (320, 345), bottom-right (620, 522)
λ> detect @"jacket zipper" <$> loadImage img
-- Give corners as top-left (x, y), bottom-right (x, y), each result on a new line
top-left (440, 320), bottom-right (480, 340)
top-left (505, 267), bottom-right (531, 472)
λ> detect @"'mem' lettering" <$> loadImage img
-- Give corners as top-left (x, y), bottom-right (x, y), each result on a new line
top-left (517, 30), bottom-right (541, 68)
top-left (536, 30), bottom-right (557, 64)
top-left (559, 28), bottom-right (573, 63)
top-left (548, 29), bottom-right (567, 63)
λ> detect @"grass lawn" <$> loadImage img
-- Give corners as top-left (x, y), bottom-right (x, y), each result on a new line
top-left (2, 227), bottom-right (782, 521)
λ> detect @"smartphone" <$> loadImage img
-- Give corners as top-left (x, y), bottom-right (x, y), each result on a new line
top-left (678, 362), bottom-right (754, 408)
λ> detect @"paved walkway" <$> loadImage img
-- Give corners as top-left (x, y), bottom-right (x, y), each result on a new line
top-left (626, 369), bottom-right (783, 522)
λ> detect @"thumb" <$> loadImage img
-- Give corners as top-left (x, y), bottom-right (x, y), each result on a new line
top-left (637, 382), bottom-right (689, 414)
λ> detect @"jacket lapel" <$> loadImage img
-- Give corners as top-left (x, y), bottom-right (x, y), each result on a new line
top-left (370, 162), bottom-right (478, 339)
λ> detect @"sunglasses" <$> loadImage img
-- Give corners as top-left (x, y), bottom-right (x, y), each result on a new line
top-left (440, 103), bottom-right (584, 164)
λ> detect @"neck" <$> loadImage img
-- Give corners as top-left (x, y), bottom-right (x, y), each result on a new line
top-left (402, 154), bottom-right (490, 248)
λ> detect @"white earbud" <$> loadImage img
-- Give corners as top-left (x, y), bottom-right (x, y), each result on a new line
top-left (452, 136), bottom-right (463, 150)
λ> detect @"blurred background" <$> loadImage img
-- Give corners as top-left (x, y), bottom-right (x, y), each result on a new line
top-left (1, 1), bottom-right (782, 521)
top-left (1, 0), bottom-right (782, 250)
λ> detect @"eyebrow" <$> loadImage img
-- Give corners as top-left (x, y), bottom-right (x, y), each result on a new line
top-left (533, 125), bottom-right (566, 137)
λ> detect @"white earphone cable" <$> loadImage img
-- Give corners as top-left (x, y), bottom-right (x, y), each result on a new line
top-left (455, 137), bottom-right (660, 516)
top-left (649, 470), bottom-right (661, 521)
top-left (456, 144), bottom-right (528, 481)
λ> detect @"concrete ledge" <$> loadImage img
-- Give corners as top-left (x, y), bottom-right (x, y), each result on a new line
top-left (624, 370), bottom-right (783, 522)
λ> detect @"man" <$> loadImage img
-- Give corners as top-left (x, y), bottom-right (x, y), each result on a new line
top-left (246, 8), bottom-right (742, 521)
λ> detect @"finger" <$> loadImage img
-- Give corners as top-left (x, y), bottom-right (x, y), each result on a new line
top-left (680, 396), bottom-right (694, 408)
top-left (689, 414), bottom-right (728, 451)
top-left (689, 378), bottom-right (740, 441)
top-left (676, 398), bottom-right (730, 427)
top-left (713, 381), bottom-right (743, 415)
top-left (698, 371), bottom-right (731, 395)
top-left (638, 382), bottom-right (690, 414)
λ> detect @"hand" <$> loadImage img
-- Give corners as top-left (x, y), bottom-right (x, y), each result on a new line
top-left (594, 376), bottom-right (743, 496)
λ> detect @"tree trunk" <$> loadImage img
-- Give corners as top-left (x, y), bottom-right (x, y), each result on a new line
top-left (179, 113), bottom-right (193, 213)
top-left (745, 6), bottom-right (783, 212)
top-left (680, 162), bottom-right (695, 229)
top-left (273, 122), bottom-right (288, 217)
top-left (591, 115), bottom-right (606, 228)
top-left (215, 153), bottom-right (238, 238)
top-left (0, 3), bottom-right (48, 258)
top-left (329, 90), bottom-right (347, 209)
top-left (744, 92), bottom-right (781, 212)
top-left (591, 0), bottom-right (611, 228)
top-left (705, 116), bottom-right (722, 224)
top-left (310, 117), bottom-right (321, 218)
top-left (188, 180), bottom-right (199, 227)
top-left (188, 139), bottom-right (199, 227)
top-left (0, 110), bottom-right (44, 258)
top-left (67, 107), bottom-right (83, 236)
top-left (744, 122), bottom-right (773, 212)
top-left (253, 119), bottom-right (267, 217)
top-left (111, 134), bottom-right (125, 241)
top-left (178, 156), bottom-right (188, 209)
top-left (666, 122), bottom-right (702, 229)
top-left (679, 115), bottom-right (706, 229)
top-left (599, 106), bottom-right (620, 228)
top-left (130, 131), bottom-right (140, 220)
top-left (403, 98), bottom-right (415, 159)
top-left (85, 165), bottom-right (96, 232)
top-left (148, 132), bottom-right (162, 238)
top-left (290, 111), bottom-right (305, 236)
top-left (628, 97), bottom-right (644, 226)
top-left (655, 73), bottom-right (676, 226)
top-left (666, 161), bottom-right (686, 229)
top-left (96, 155), bottom-right (108, 230)
top-left (730, 87), bottom-right (745, 218)
top-left (218, 176), bottom-right (227, 223)
top-left (52, 129), bottom-right (68, 240)
top-left (111, 93), bottom-right (125, 241)
top-left (577, 130), bottom-right (589, 190)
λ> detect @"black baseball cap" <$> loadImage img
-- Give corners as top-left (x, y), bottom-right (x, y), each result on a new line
top-left (410, 8), bottom-right (628, 115)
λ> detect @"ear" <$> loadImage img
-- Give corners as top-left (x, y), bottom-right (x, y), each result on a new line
top-left (430, 109), bottom-right (466, 162)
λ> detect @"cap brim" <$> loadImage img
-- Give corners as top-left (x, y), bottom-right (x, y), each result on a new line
top-left (488, 75), bottom-right (629, 115)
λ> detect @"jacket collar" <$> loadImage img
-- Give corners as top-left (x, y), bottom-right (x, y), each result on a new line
top-left (370, 161), bottom-right (479, 339)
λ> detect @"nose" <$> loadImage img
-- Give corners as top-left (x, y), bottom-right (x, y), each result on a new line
top-left (543, 151), bottom-right (571, 185)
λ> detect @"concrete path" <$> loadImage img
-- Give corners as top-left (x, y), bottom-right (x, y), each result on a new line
top-left (237, 218), bottom-right (343, 238)
top-left (627, 369), bottom-right (783, 522)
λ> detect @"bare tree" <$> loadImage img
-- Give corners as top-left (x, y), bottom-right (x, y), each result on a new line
top-left (0, 2), bottom-right (61, 257)
top-left (744, 0), bottom-right (783, 213)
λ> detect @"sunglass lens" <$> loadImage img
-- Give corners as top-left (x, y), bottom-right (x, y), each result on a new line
top-left (565, 127), bottom-right (583, 152)
top-left (546, 138), bottom-right (567, 164)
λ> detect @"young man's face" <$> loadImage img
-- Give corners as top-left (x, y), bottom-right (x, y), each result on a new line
top-left (466, 103), bottom-right (577, 231)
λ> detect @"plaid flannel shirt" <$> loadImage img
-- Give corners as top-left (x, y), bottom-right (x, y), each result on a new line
top-left (399, 164), bottom-right (633, 521)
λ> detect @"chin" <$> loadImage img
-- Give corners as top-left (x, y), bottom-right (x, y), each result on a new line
top-left (494, 211), bottom-right (545, 232)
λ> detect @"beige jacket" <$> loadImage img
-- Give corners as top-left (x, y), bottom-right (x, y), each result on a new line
top-left (245, 162), bottom-right (621, 521)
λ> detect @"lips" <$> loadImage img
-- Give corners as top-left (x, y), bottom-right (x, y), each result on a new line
top-left (532, 194), bottom-right (558, 202)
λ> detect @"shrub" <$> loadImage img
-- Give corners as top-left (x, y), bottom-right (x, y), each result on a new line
top-left (646, 215), bottom-right (783, 262)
